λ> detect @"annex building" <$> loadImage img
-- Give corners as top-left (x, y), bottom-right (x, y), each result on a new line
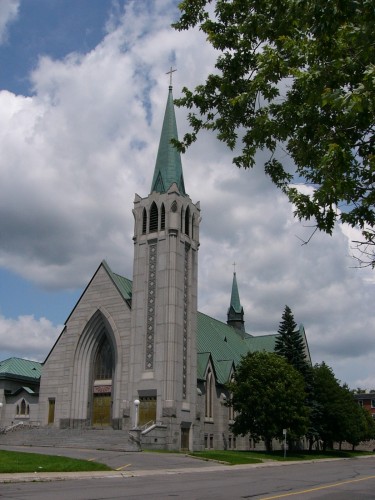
top-left (0, 85), bottom-right (310, 451)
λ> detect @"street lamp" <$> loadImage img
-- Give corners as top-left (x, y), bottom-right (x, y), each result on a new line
top-left (133, 399), bottom-right (140, 429)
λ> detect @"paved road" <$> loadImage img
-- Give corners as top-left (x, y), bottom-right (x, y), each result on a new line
top-left (1, 446), bottom-right (375, 499)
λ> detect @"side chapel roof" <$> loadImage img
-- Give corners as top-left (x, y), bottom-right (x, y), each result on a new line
top-left (0, 357), bottom-right (41, 380)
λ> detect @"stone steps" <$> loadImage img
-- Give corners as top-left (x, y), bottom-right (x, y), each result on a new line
top-left (0, 426), bottom-right (140, 452)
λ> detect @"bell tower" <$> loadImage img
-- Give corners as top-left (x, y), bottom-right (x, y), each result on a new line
top-left (129, 83), bottom-right (200, 449)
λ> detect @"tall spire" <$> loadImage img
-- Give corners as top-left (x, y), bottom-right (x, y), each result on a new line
top-left (150, 85), bottom-right (186, 195)
top-left (227, 272), bottom-right (245, 333)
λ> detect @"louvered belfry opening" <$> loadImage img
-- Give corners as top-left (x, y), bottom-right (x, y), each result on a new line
top-left (142, 208), bottom-right (147, 234)
top-left (161, 203), bottom-right (166, 230)
top-left (149, 202), bottom-right (158, 232)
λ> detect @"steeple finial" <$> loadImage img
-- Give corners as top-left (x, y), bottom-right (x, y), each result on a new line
top-left (150, 81), bottom-right (186, 195)
top-left (166, 67), bottom-right (177, 87)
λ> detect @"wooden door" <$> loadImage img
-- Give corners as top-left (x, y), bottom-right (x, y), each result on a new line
top-left (139, 397), bottom-right (156, 426)
top-left (181, 427), bottom-right (190, 451)
top-left (48, 398), bottom-right (55, 424)
top-left (92, 394), bottom-right (111, 426)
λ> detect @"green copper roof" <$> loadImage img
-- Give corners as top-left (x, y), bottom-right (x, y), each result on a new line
top-left (102, 260), bottom-right (132, 302)
top-left (229, 272), bottom-right (242, 313)
top-left (0, 358), bottom-right (42, 380)
top-left (151, 87), bottom-right (186, 195)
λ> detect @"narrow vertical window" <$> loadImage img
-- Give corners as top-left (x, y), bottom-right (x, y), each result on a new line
top-left (180, 207), bottom-right (184, 233)
top-left (149, 202), bottom-right (158, 232)
top-left (205, 369), bottom-right (214, 419)
top-left (161, 203), bottom-right (166, 230)
top-left (191, 214), bottom-right (195, 240)
top-left (142, 208), bottom-right (147, 234)
top-left (185, 206), bottom-right (190, 236)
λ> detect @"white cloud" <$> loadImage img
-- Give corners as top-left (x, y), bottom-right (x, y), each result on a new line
top-left (0, 0), bottom-right (374, 389)
top-left (0, 314), bottom-right (62, 361)
top-left (0, 0), bottom-right (19, 44)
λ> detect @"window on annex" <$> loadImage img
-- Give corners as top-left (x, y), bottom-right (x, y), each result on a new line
top-left (149, 202), bottom-right (158, 233)
top-left (16, 399), bottom-right (29, 416)
top-left (371, 400), bottom-right (375, 408)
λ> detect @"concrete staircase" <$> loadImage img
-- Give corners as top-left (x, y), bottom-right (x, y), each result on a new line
top-left (0, 425), bottom-right (140, 452)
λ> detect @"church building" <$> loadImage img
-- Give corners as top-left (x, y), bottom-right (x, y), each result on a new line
top-left (0, 84), bottom-right (310, 451)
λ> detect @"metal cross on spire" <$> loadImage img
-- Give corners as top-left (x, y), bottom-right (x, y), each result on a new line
top-left (232, 262), bottom-right (236, 274)
top-left (166, 66), bottom-right (177, 87)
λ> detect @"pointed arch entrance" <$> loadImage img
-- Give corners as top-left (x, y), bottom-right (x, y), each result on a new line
top-left (92, 335), bottom-right (113, 426)
top-left (71, 309), bottom-right (118, 428)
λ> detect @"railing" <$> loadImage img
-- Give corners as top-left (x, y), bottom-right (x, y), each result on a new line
top-left (1, 421), bottom-right (31, 434)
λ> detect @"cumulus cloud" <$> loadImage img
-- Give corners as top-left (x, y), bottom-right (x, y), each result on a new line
top-left (0, 0), bottom-right (374, 389)
top-left (0, 314), bottom-right (62, 361)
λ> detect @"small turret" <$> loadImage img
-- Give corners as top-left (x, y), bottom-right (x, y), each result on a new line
top-left (227, 272), bottom-right (245, 333)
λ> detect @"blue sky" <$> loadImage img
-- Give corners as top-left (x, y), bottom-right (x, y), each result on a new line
top-left (0, 0), bottom-right (374, 390)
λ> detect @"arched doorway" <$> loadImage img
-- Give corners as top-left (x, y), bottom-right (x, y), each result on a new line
top-left (92, 335), bottom-right (114, 427)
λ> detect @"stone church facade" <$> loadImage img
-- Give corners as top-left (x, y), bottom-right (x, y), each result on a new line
top-left (0, 85), bottom-right (310, 451)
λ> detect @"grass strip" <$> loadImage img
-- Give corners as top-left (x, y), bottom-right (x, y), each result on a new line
top-left (187, 449), bottom-right (374, 465)
top-left (0, 450), bottom-right (111, 474)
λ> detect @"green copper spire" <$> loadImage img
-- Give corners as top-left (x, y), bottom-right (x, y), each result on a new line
top-left (150, 86), bottom-right (186, 195)
top-left (227, 272), bottom-right (245, 333)
top-left (230, 272), bottom-right (242, 313)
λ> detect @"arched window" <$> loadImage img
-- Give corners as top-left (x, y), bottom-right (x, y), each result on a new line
top-left (142, 208), bottom-right (147, 234)
top-left (20, 399), bottom-right (26, 415)
top-left (16, 404), bottom-right (20, 415)
top-left (161, 203), bottom-right (166, 230)
top-left (149, 202), bottom-right (158, 233)
top-left (185, 206), bottom-right (190, 236)
top-left (192, 214), bottom-right (195, 240)
top-left (205, 369), bottom-right (214, 419)
top-left (180, 207), bottom-right (184, 233)
top-left (94, 336), bottom-right (113, 380)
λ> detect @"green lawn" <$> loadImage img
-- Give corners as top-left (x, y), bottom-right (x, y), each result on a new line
top-left (0, 450), bottom-right (111, 474)
top-left (188, 449), bottom-right (374, 465)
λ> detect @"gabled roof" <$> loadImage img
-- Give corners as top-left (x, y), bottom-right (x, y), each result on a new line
top-left (0, 358), bottom-right (41, 380)
top-left (150, 86), bottom-right (186, 195)
top-left (197, 312), bottom-right (251, 384)
top-left (9, 386), bottom-right (38, 396)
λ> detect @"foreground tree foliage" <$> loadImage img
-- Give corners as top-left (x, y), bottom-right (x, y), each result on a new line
top-left (275, 305), bottom-right (310, 376)
top-left (173, 0), bottom-right (375, 265)
top-left (227, 351), bottom-right (308, 451)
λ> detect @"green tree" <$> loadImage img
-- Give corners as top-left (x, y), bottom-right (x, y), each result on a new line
top-left (227, 351), bottom-right (308, 451)
top-left (309, 363), bottom-right (368, 451)
top-left (173, 0), bottom-right (375, 265)
top-left (275, 305), bottom-right (309, 375)
top-left (345, 403), bottom-right (375, 450)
